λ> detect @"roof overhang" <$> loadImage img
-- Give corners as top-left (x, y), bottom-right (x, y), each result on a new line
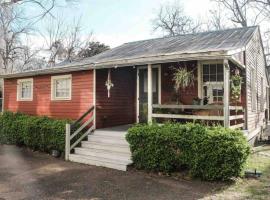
top-left (0, 50), bottom-right (245, 79)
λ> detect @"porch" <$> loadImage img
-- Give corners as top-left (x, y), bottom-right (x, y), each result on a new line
top-left (95, 58), bottom-right (245, 130)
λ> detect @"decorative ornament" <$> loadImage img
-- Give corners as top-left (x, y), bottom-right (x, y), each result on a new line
top-left (105, 69), bottom-right (114, 98)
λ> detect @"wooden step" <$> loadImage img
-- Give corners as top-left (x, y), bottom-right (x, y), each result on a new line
top-left (74, 147), bottom-right (131, 161)
top-left (69, 154), bottom-right (130, 171)
top-left (87, 135), bottom-right (128, 145)
top-left (81, 141), bottom-right (130, 154)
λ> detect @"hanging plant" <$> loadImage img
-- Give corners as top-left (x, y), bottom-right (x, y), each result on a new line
top-left (231, 71), bottom-right (243, 102)
top-left (172, 67), bottom-right (194, 91)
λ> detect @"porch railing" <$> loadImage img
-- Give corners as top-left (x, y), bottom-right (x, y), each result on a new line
top-left (152, 104), bottom-right (245, 129)
top-left (65, 106), bottom-right (95, 160)
top-left (229, 106), bottom-right (245, 129)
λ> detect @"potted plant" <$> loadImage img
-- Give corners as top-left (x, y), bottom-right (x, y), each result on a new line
top-left (172, 66), bottom-right (195, 104)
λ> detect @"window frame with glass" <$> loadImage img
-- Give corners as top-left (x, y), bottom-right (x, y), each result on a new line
top-left (51, 74), bottom-right (72, 101)
top-left (17, 78), bottom-right (34, 101)
top-left (201, 62), bottom-right (224, 104)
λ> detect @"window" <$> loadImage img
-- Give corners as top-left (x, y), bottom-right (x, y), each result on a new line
top-left (251, 68), bottom-right (256, 111)
top-left (51, 75), bottom-right (72, 100)
top-left (203, 64), bottom-right (223, 82)
top-left (202, 63), bottom-right (224, 104)
top-left (17, 78), bottom-right (33, 101)
top-left (213, 88), bottom-right (223, 102)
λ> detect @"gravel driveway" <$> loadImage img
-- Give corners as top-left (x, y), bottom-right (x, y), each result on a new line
top-left (0, 145), bottom-right (223, 200)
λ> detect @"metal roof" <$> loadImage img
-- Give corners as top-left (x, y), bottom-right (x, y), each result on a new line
top-left (0, 26), bottom-right (258, 78)
top-left (81, 26), bottom-right (257, 64)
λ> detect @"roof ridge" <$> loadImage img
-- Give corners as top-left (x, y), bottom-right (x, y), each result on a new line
top-left (123, 26), bottom-right (258, 45)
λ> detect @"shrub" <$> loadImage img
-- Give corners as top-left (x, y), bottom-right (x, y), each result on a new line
top-left (0, 111), bottom-right (70, 153)
top-left (126, 123), bottom-right (250, 181)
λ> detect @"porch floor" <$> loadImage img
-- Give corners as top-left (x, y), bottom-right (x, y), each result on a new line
top-left (95, 124), bottom-right (133, 134)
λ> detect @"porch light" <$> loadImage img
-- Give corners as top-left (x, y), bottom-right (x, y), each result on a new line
top-left (105, 69), bottom-right (114, 98)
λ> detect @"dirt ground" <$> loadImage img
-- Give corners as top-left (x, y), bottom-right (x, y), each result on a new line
top-left (0, 145), bottom-right (226, 200)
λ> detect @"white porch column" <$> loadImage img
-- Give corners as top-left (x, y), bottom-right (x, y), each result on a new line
top-left (148, 64), bottom-right (153, 124)
top-left (223, 59), bottom-right (230, 128)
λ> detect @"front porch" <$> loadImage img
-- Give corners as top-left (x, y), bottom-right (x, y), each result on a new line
top-left (136, 59), bottom-right (246, 129)
top-left (95, 58), bottom-right (245, 130)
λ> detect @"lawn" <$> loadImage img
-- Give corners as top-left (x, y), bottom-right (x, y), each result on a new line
top-left (204, 144), bottom-right (270, 200)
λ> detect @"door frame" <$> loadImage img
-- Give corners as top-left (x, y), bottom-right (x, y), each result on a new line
top-left (136, 65), bottom-right (161, 123)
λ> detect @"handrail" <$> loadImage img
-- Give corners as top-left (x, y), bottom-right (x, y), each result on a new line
top-left (71, 106), bottom-right (95, 128)
top-left (65, 106), bottom-right (95, 160)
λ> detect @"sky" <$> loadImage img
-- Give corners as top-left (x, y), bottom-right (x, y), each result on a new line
top-left (24, 0), bottom-right (213, 48)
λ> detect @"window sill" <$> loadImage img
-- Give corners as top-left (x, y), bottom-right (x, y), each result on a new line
top-left (51, 98), bottom-right (72, 101)
top-left (17, 99), bottom-right (33, 102)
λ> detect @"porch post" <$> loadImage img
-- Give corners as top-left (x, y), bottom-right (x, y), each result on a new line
top-left (148, 64), bottom-right (153, 124)
top-left (223, 59), bottom-right (230, 128)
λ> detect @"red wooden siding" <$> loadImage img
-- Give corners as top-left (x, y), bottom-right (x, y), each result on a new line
top-left (161, 61), bottom-right (198, 105)
top-left (4, 70), bottom-right (93, 120)
top-left (96, 67), bottom-right (136, 128)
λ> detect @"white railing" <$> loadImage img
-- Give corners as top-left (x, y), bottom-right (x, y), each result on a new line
top-left (65, 106), bottom-right (95, 160)
top-left (152, 104), bottom-right (245, 129)
top-left (229, 106), bottom-right (245, 129)
top-left (152, 104), bottom-right (224, 121)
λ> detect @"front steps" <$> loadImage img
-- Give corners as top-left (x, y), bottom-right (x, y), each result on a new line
top-left (69, 127), bottom-right (132, 171)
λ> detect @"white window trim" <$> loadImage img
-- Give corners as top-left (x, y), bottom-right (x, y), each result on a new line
top-left (17, 78), bottom-right (33, 101)
top-left (51, 74), bottom-right (72, 101)
top-left (200, 61), bottom-right (224, 104)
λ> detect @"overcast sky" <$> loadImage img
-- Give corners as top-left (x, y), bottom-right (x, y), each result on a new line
top-left (25, 0), bottom-right (215, 48)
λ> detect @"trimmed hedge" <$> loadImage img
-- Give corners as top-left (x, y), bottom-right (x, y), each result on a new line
top-left (0, 111), bottom-right (70, 153)
top-left (126, 123), bottom-right (250, 181)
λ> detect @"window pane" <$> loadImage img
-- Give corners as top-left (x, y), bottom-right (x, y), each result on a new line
top-left (203, 65), bottom-right (209, 74)
top-left (210, 74), bottom-right (216, 82)
top-left (203, 75), bottom-right (209, 82)
top-left (210, 64), bottom-right (217, 75)
top-left (213, 89), bottom-right (217, 96)
top-left (55, 78), bottom-right (71, 98)
top-left (217, 64), bottom-right (223, 73)
top-left (21, 82), bottom-right (31, 98)
top-left (217, 74), bottom-right (223, 81)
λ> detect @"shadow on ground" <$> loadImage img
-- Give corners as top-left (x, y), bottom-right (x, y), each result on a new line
top-left (0, 145), bottom-right (228, 200)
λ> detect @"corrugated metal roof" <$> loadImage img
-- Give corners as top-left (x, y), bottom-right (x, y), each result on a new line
top-left (0, 26), bottom-right (258, 78)
top-left (80, 26), bottom-right (257, 65)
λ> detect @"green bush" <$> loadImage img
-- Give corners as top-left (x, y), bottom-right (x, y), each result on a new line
top-left (126, 123), bottom-right (250, 181)
top-left (0, 111), bottom-right (70, 153)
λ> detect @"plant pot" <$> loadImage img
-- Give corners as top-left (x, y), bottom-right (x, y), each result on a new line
top-left (51, 149), bottom-right (60, 158)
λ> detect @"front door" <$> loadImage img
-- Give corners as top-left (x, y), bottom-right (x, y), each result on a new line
top-left (138, 67), bottom-right (159, 123)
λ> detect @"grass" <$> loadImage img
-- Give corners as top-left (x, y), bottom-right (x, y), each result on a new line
top-left (204, 144), bottom-right (270, 200)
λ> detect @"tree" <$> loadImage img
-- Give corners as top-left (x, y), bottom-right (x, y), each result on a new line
top-left (207, 4), bottom-right (229, 30)
top-left (215, 0), bottom-right (270, 64)
top-left (0, 4), bottom-right (32, 73)
top-left (42, 16), bottom-right (99, 66)
top-left (152, 1), bottom-right (202, 36)
top-left (1, 0), bottom-right (79, 21)
top-left (78, 41), bottom-right (110, 58)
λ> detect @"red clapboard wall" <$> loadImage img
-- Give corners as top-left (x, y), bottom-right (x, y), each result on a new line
top-left (4, 70), bottom-right (94, 120)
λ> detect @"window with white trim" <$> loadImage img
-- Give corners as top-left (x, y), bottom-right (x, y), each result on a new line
top-left (51, 75), bottom-right (72, 100)
top-left (17, 78), bottom-right (33, 101)
top-left (202, 63), bottom-right (224, 104)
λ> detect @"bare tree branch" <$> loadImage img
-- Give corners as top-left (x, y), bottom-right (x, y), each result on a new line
top-left (152, 1), bottom-right (202, 36)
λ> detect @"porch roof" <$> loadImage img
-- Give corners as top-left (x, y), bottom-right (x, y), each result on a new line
top-left (1, 26), bottom-right (257, 78)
